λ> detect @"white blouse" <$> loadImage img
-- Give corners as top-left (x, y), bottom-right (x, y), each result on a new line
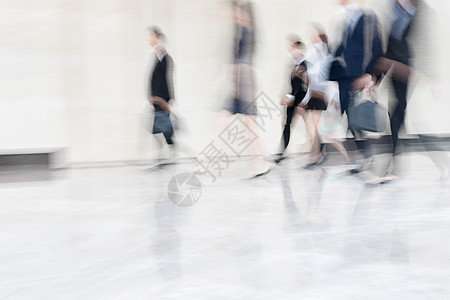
top-left (302, 42), bottom-right (339, 104)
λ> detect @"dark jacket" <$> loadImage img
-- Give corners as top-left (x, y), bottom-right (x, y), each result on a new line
top-left (334, 13), bottom-right (384, 79)
top-left (290, 61), bottom-right (308, 104)
top-left (148, 54), bottom-right (175, 111)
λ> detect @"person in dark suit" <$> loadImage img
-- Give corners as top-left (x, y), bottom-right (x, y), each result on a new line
top-left (331, 0), bottom-right (384, 176)
top-left (147, 26), bottom-right (176, 164)
top-left (277, 38), bottom-right (308, 163)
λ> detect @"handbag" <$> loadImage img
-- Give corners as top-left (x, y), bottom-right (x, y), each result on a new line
top-left (347, 90), bottom-right (387, 133)
top-left (152, 110), bottom-right (174, 136)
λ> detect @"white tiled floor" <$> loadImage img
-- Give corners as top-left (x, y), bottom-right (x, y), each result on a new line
top-left (1, 152), bottom-right (450, 299)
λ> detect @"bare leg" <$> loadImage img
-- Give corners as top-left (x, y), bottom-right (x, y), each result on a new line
top-left (296, 107), bottom-right (314, 158)
top-left (308, 110), bottom-right (322, 164)
top-left (329, 140), bottom-right (350, 163)
top-left (304, 111), bottom-right (315, 153)
top-left (244, 114), bottom-right (274, 176)
top-left (244, 114), bottom-right (271, 162)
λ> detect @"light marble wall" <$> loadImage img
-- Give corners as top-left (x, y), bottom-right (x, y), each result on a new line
top-left (0, 1), bottom-right (67, 151)
top-left (0, 0), bottom-right (448, 164)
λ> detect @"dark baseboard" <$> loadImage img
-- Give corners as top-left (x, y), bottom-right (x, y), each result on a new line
top-left (338, 135), bottom-right (450, 153)
top-left (0, 148), bottom-right (66, 183)
top-left (0, 154), bottom-right (49, 167)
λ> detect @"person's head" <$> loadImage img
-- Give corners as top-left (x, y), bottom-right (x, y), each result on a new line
top-left (309, 22), bottom-right (328, 46)
top-left (400, 0), bottom-right (418, 8)
top-left (286, 36), bottom-right (305, 61)
top-left (338, 0), bottom-right (355, 6)
top-left (147, 26), bottom-right (165, 48)
top-left (231, 0), bottom-right (254, 28)
top-left (286, 33), bottom-right (303, 49)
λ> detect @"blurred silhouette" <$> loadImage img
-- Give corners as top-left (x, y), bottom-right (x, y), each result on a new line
top-left (147, 26), bottom-right (176, 168)
top-left (304, 23), bottom-right (350, 166)
top-left (276, 36), bottom-right (308, 163)
top-left (377, 0), bottom-right (420, 181)
top-left (153, 200), bottom-right (182, 283)
top-left (220, 0), bottom-right (274, 177)
top-left (374, 0), bottom-right (449, 180)
top-left (329, 0), bottom-right (384, 181)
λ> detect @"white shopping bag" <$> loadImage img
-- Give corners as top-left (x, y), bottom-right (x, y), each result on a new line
top-left (319, 101), bottom-right (347, 142)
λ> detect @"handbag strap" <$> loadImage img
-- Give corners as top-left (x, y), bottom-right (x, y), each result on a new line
top-left (351, 89), bottom-right (378, 105)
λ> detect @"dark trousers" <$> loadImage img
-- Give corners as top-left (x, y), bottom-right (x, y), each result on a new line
top-left (383, 79), bottom-right (408, 175)
top-left (281, 104), bottom-right (297, 152)
top-left (338, 78), bottom-right (372, 158)
top-left (390, 79), bottom-right (408, 154)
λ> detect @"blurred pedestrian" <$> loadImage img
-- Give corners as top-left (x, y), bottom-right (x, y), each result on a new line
top-left (277, 36), bottom-right (309, 163)
top-left (305, 23), bottom-right (349, 166)
top-left (221, 0), bottom-right (274, 177)
top-left (329, 0), bottom-right (384, 181)
top-left (374, 0), bottom-right (449, 180)
top-left (147, 26), bottom-right (176, 167)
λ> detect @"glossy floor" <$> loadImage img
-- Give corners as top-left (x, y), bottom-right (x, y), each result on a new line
top-left (1, 152), bottom-right (450, 299)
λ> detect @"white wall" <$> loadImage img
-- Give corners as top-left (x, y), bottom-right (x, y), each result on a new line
top-left (0, 0), bottom-right (449, 165)
top-left (0, 1), bottom-right (67, 151)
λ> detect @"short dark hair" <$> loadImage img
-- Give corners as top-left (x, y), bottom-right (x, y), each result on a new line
top-left (286, 33), bottom-right (304, 49)
top-left (147, 25), bottom-right (165, 41)
top-left (310, 22), bottom-right (328, 44)
top-left (292, 40), bottom-right (305, 49)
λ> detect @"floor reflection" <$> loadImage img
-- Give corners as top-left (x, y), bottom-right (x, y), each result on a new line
top-left (1, 152), bottom-right (449, 298)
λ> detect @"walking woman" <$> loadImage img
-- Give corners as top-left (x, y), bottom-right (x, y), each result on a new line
top-left (306, 23), bottom-right (350, 166)
top-left (221, 0), bottom-right (274, 177)
top-left (300, 24), bottom-right (339, 166)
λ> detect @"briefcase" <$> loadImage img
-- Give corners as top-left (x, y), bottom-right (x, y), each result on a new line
top-left (347, 91), bottom-right (387, 133)
top-left (152, 111), bottom-right (174, 136)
